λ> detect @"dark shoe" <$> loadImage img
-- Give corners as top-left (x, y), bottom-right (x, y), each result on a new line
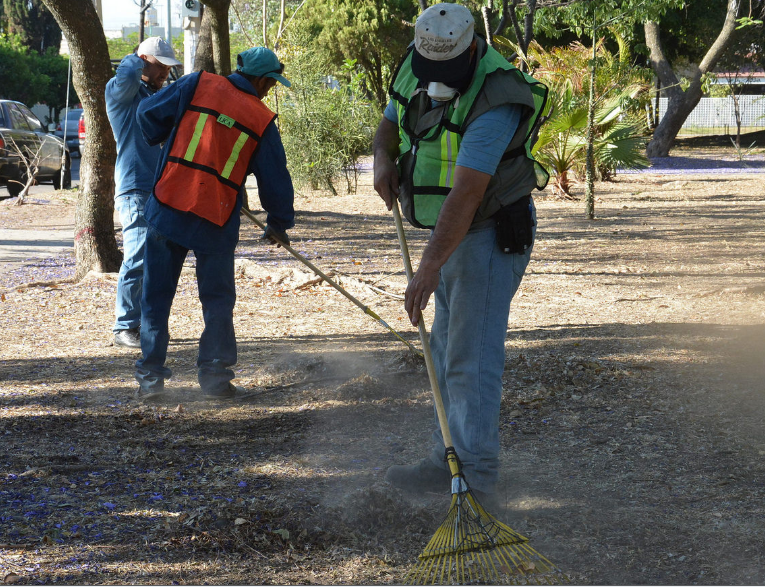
top-left (385, 458), bottom-right (452, 494)
top-left (469, 488), bottom-right (501, 513)
top-left (202, 382), bottom-right (244, 400)
top-left (115, 328), bottom-right (141, 348)
top-left (135, 383), bottom-right (165, 402)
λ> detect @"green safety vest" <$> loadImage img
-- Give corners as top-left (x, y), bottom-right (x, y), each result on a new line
top-left (390, 40), bottom-right (549, 228)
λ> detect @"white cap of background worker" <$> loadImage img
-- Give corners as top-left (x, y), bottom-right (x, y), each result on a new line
top-left (136, 36), bottom-right (182, 67)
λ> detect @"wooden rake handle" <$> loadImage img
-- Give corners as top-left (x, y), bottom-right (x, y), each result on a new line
top-left (392, 203), bottom-right (460, 476)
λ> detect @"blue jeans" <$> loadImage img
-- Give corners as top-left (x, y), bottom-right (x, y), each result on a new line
top-left (428, 207), bottom-right (535, 494)
top-left (114, 191), bottom-right (149, 333)
top-left (135, 226), bottom-right (237, 393)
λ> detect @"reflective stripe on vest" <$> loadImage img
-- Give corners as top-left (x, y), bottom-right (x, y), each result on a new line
top-left (154, 71), bottom-right (276, 226)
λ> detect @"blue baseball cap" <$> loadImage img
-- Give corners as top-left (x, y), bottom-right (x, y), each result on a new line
top-left (236, 47), bottom-right (291, 87)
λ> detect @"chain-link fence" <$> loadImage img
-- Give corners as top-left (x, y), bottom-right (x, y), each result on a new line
top-left (654, 96), bottom-right (765, 134)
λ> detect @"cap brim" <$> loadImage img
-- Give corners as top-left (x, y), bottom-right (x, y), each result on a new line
top-left (411, 46), bottom-right (471, 84)
top-left (266, 72), bottom-right (291, 87)
top-left (154, 55), bottom-right (182, 67)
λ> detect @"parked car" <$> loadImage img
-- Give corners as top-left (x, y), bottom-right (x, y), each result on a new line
top-left (0, 99), bottom-right (71, 198)
top-left (54, 107), bottom-right (83, 155)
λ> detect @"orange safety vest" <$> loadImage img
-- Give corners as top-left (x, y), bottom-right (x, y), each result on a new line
top-left (154, 71), bottom-right (276, 226)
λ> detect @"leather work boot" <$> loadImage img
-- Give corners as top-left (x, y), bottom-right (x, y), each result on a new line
top-left (114, 328), bottom-right (140, 348)
top-left (469, 488), bottom-right (501, 514)
top-left (385, 458), bottom-right (452, 495)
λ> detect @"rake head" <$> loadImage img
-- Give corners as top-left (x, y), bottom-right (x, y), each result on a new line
top-left (406, 488), bottom-right (565, 585)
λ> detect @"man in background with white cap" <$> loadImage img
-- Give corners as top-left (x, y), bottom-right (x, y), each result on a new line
top-left (374, 3), bottom-right (548, 507)
top-left (133, 47), bottom-right (294, 401)
top-left (106, 36), bottom-right (181, 349)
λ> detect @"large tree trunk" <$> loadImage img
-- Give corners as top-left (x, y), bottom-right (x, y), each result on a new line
top-left (199, 0), bottom-right (231, 75)
top-left (645, 0), bottom-right (741, 157)
top-left (41, 0), bottom-right (121, 281)
top-left (194, 6), bottom-right (215, 72)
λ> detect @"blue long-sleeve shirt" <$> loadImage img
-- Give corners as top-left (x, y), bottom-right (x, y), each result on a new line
top-left (105, 53), bottom-right (162, 197)
top-left (136, 71), bottom-right (295, 254)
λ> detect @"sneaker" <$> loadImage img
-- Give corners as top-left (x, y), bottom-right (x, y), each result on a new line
top-left (385, 458), bottom-right (452, 494)
top-left (202, 382), bottom-right (245, 400)
top-left (115, 328), bottom-right (140, 348)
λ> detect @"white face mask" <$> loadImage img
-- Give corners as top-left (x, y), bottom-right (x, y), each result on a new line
top-left (427, 81), bottom-right (458, 102)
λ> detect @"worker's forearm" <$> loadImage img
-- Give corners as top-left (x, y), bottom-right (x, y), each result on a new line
top-left (419, 166), bottom-right (492, 272)
top-left (373, 117), bottom-right (400, 162)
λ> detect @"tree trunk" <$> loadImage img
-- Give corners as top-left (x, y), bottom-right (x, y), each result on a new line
top-left (41, 0), bottom-right (121, 281)
top-left (194, 5), bottom-right (215, 72)
top-left (584, 18), bottom-right (597, 220)
top-left (645, 0), bottom-right (741, 157)
top-left (200, 0), bottom-right (231, 75)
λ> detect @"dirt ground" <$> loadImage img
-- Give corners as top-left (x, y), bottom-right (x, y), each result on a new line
top-left (1, 143), bottom-right (765, 585)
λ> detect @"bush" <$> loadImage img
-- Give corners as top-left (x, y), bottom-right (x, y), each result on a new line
top-left (272, 35), bottom-right (380, 195)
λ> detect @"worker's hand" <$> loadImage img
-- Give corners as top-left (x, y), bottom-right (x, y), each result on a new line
top-left (373, 155), bottom-right (400, 211)
top-left (404, 261), bottom-right (440, 327)
top-left (262, 226), bottom-right (289, 248)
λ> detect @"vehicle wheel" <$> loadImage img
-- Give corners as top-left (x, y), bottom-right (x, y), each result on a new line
top-left (53, 160), bottom-right (72, 190)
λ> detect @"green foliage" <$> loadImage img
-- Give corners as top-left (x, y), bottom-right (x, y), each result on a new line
top-left (0, 33), bottom-right (77, 117)
top-left (517, 0), bottom-right (682, 61)
top-left (527, 41), bottom-right (650, 195)
top-left (289, 0), bottom-right (418, 111)
top-left (106, 33), bottom-right (142, 60)
top-left (274, 34), bottom-right (380, 195)
top-left (2, 0), bottom-right (61, 53)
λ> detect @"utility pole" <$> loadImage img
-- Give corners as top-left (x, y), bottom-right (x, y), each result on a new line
top-left (140, 0), bottom-right (146, 42)
top-left (166, 0), bottom-right (173, 46)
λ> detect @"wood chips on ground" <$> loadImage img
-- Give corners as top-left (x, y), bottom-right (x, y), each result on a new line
top-left (1, 148), bottom-right (765, 585)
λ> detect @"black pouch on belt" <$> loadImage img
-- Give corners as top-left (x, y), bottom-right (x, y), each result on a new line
top-left (494, 195), bottom-right (534, 254)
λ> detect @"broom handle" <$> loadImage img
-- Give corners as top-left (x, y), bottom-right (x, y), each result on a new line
top-left (392, 203), bottom-right (459, 470)
top-left (241, 207), bottom-right (421, 356)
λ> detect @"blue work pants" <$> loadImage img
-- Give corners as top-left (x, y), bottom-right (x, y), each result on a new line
top-left (135, 226), bottom-right (237, 394)
top-left (113, 191), bottom-right (149, 333)
top-left (428, 206), bottom-right (535, 493)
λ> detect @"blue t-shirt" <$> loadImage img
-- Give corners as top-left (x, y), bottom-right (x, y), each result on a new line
top-left (383, 99), bottom-right (521, 176)
top-left (105, 54), bottom-right (162, 197)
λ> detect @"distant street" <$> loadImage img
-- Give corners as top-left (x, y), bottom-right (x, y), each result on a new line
top-left (0, 155), bottom-right (80, 275)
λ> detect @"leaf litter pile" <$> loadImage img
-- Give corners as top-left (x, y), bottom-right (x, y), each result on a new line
top-left (2, 146), bottom-right (765, 584)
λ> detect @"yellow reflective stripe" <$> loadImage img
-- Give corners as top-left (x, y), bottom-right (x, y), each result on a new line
top-left (220, 132), bottom-right (249, 179)
top-left (440, 130), bottom-right (456, 187)
top-left (184, 113), bottom-right (209, 161)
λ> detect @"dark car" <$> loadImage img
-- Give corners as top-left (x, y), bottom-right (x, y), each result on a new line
top-left (0, 99), bottom-right (71, 198)
top-left (54, 107), bottom-right (83, 155)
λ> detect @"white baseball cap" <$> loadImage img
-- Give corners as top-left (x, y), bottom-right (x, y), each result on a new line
top-left (136, 36), bottom-right (181, 67)
top-left (412, 3), bottom-right (475, 83)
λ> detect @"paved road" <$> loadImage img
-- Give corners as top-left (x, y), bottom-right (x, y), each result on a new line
top-left (0, 156), bottom-right (80, 280)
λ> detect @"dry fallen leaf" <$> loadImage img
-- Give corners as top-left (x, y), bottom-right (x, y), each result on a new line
top-left (4, 574), bottom-right (21, 584)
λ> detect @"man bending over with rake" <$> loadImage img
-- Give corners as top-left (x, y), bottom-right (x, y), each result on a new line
top-left (374, 2), bottom-right (549, 507)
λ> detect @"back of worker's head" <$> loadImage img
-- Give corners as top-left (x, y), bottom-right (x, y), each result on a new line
top-left (236, 47), bottom-right (291, 87)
